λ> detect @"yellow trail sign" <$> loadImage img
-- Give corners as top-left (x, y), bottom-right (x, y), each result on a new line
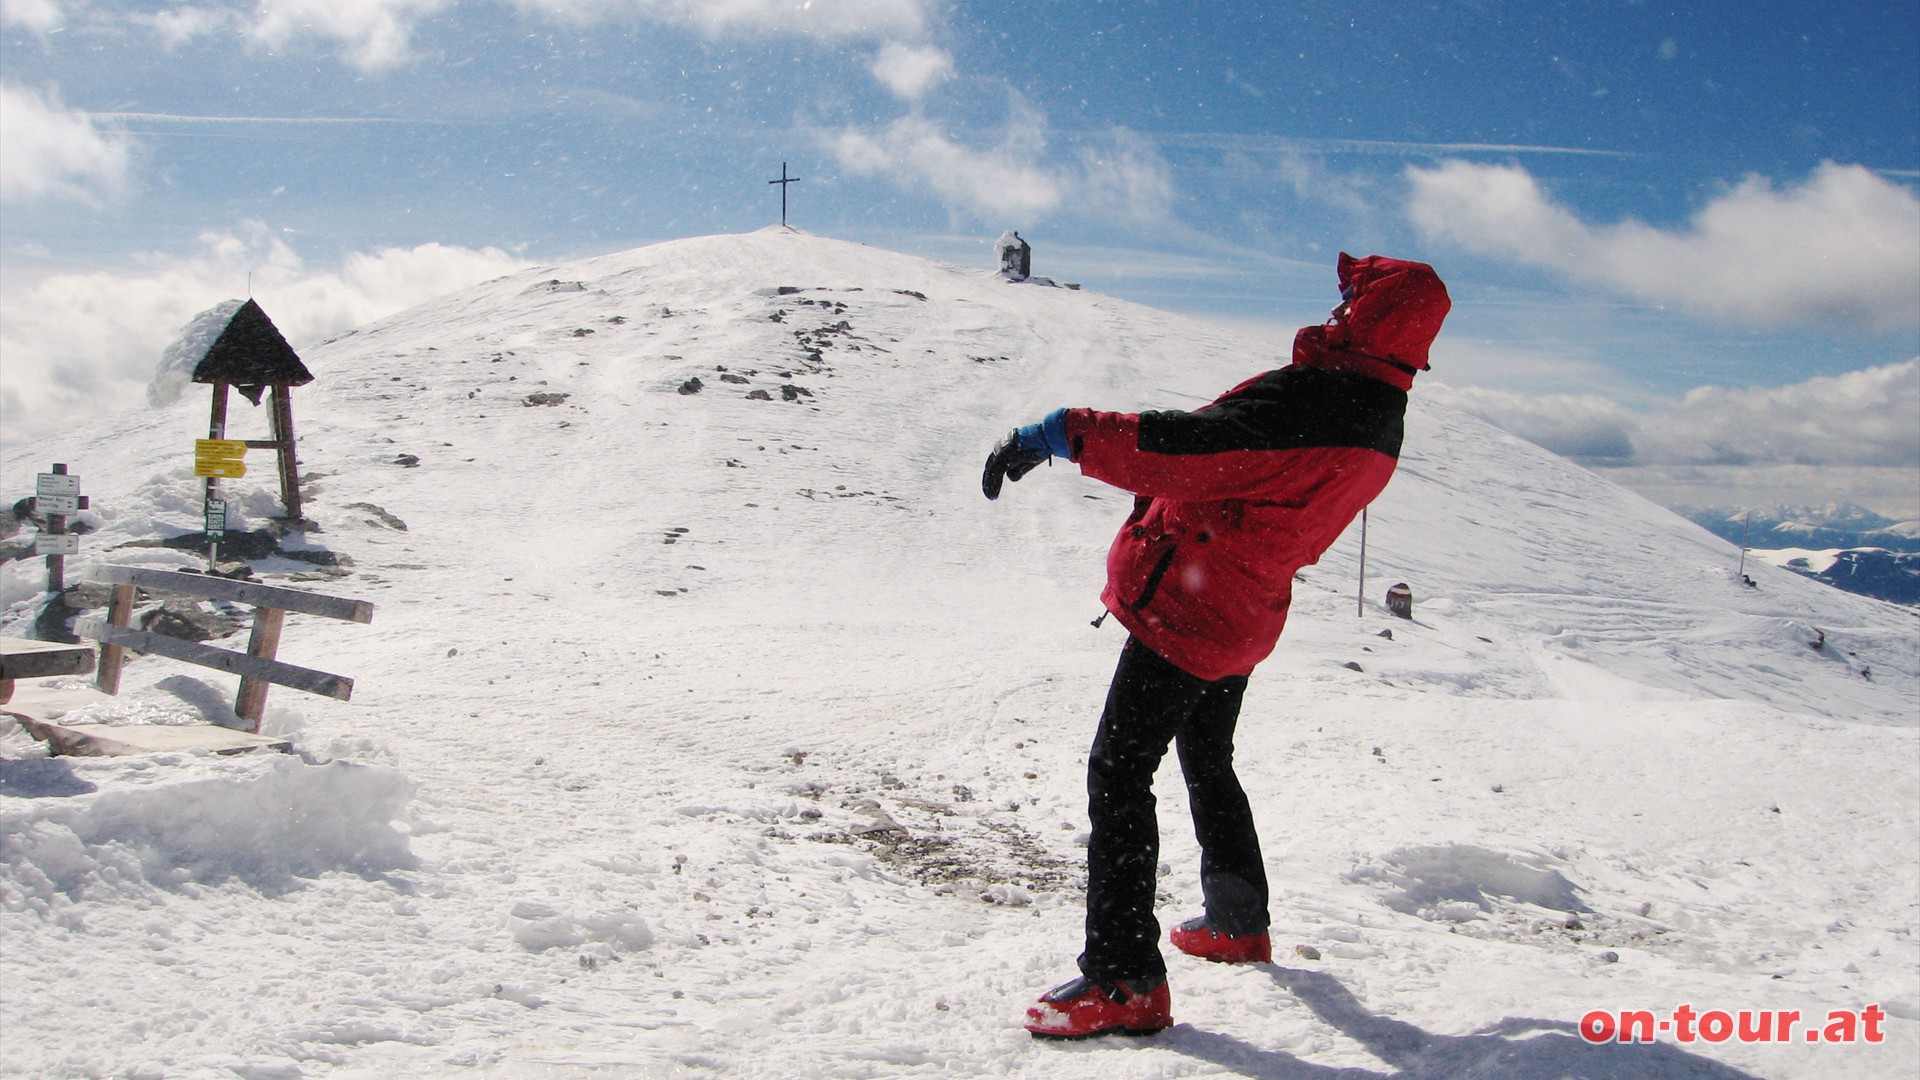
top-left (194, 439), bottom-right (248, 479)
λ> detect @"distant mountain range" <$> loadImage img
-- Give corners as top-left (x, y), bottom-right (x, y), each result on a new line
top-left (1681, 504), bottom-right (1920, 553)
top-left (1680, 504), bottom-right (1920, 605)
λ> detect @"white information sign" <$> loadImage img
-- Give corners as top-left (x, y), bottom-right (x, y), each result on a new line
top-left (36, 473), bottom-right (78, 497)
top-left (35, 494), bottom-right (79, 515)
top-left (35, 534), bottom-right (79, 556)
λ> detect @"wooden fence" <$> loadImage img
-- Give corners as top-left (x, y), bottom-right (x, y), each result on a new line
top-left (74, 564), bottom-right (373, 733)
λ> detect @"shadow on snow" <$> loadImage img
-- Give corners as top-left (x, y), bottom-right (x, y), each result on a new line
top-left (1156, 966), bottom-right (1760, 1080)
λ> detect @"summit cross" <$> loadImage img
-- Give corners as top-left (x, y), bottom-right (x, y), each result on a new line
top-left (769, 162), bottom-right (802, 227)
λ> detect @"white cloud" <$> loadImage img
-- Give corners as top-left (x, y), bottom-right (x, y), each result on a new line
top-left (1431, 358), bottom-right (1920, 471)
top-left (251, 0), bottom-right (456, 72)
top-left (828, 100), bottom-right (1175, 228)
top-left (870, 41), bottom-right (952, 101)
top-left (508, 0), bottom-right (929, 39)
top-left (1593, 464), bottom-right (1919, 519)
top-left (0, 0), bottom-right (66, 34)
top-left (141, 5), bottom-right (242, 49)
top-left (0, 82), bottom-right (134, 205)
top-left (1269, 151), bottom-right (1379, 221)
top-left (1424, 333), bottom-right (1632, 399)
top-left (1428, 360), bottom-right (1920, 516)
top-left (1075, 128), bottom-right (1176, 224)
top-left (1637, 358), bottom-right (1920, 468)
top-left (1406, 160), bottom-right (1920, 331)
top-left (1424, 385), bottom-right (1640, 461)
top-left (0, 224), bottom-right (530, 447)
top-left (207, 0), bottom-right (933, 73)
top-left (830, 109), bottom-right (1063, 223)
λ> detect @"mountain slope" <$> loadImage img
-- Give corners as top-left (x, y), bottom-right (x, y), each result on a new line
top-left (2, 229), bottom-right (1915, 1079)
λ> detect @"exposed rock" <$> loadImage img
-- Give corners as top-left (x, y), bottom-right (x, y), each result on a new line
top-left (0, 538), bottom-right (32, 567)
top-left (140, 598), bottom-right (244, 642)
top-left (125, 528), bottom-right (353, 572)
top-left (345, 503), bottom-right (408, 531)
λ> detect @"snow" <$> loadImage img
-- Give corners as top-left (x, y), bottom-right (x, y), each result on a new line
top-left (2, 228), bottom-right (1916, 1079)
top-left (1751, 547), bottom-right (1866, 575)
top-left (148, 299), bottom-right (247, 408)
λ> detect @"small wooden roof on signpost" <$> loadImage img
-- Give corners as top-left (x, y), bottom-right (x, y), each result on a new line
top-left (188, 298), bottom-right (313, 390)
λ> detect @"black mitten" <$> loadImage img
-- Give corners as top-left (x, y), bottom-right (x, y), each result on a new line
top-left (982, 434), bottom-right (1050, 500)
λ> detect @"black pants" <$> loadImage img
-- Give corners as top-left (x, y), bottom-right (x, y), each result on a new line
top-left (1079, 637), bottom-right (1270, 982)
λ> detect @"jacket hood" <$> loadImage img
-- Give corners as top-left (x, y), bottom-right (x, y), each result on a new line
top-left (1325, 252), bottom-right (1451, 370)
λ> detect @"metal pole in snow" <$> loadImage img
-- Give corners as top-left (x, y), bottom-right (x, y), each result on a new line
top-left (1738, 511), bottom-right (1752, 582)
top-left (1357, 507), bottom-right (1368, 617)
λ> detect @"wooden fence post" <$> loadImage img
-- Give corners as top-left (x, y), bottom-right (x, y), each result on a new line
top-left (95, 583), bottom-right (136, 695)
top-left (234, 606), bottom-right (287, 729)
top-left (269, 384), bottom-right (302, 523)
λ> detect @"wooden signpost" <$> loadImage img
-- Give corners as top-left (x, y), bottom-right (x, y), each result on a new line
top-left (177, 299), bottom-right (313, 562)
top-left (33, 464), bottom-right (87, 593)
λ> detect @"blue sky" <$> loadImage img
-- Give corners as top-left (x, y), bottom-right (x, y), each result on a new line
top-left (4, 0), bottom-right (1917, 515)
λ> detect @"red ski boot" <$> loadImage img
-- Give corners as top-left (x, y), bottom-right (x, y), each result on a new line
top-left (1170, 916), bottom-right (1272, 964)
top-left (1024, 974), bottom-right (1172, 1039)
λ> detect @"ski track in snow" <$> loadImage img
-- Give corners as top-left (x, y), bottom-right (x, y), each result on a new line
top-left (2, 230), bottom-right (1916, 1080)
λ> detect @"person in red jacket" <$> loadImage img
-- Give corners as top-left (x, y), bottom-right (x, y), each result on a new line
top-left (986, 253), bottom-right (1451, 1039)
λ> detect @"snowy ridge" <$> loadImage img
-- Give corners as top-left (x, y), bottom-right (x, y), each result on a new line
top-left (1, 229), bottom-right (1915, 1079)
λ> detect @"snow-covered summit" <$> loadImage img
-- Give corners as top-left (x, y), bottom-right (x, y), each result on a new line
top-left (2, 229), bottom-right (1915, 1078)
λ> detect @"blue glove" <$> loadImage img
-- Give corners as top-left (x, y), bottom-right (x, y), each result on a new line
top-left (984, 408), bottom-right (1072, 500)
top-left (1014, 408), bottom-right (1074, 458)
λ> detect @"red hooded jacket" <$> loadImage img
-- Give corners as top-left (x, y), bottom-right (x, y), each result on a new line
top-left (1061, 254), bottom-right (1451, 680)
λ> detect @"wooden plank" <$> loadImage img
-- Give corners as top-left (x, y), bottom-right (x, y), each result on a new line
top-left (10, 713), bottom-right (290, 757)
top-left (96, 583), bottom-right (136, 695)
top-left (73, 618), bottom-right (354, 701)
top-left (234, 606), bottom-right (286, 728)
top-left (92, 565), bottom-right (374, 624)
top-left (1, 638), bottom-right (95, 705)
top-left (2, 681), bottom-right (116, 719)
top-left (0, 638), bottom-right (97, 680)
